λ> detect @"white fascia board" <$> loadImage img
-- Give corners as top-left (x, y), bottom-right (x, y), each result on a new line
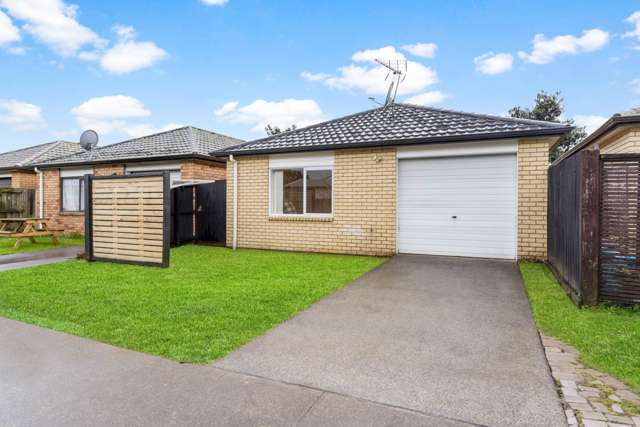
top-left (396, 139), bottom-right (518, 159)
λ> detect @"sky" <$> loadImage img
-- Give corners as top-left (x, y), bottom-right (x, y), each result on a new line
top-left (1, 0), bottom-right (640, 152)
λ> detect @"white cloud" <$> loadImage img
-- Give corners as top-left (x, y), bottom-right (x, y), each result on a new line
top-left (401, 42), bottom-right (437, 58)
top-left (306, 46), bottom-right (438, 96)
top-left (201, 0), bottom-right (228, 5)
top-left (573, 115), bottom-right (608, 134)
top-left (6, 45), bottom-right (24, 55)
top-left (71, 95), bottom-right (151, 135)
top-left (518, 29), bottom-right (609, 64)
top-left (0, 99), bottom-right (44, 131)
top-left (121, 122), bottom-right (184, 138)
top-left (112, 24), bottom-right (135, 41)
top-left (215, 98), bottom-right (326, 133)
top-left (0, 9), bottom-right (19, 46)
top-left (474, 52), bottom-right (513, 75)
top-left (404, 91), bottom-right (447, 106)
top-left (100, 40), bottom-right (167, 74)
top-left (632, 79), bottom-right (640, 95)
top-left (0, 0), bottom-right (104, 57)
top-left (301, 71), bottom-right (330, 82)
top-left (623, 11), bottom-right (640, 41)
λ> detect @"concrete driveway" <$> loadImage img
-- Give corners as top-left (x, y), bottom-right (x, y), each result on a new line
top-left (214, 255), bottom-right (565, 427)
top-left (0, 255), bottom-right (564, 426)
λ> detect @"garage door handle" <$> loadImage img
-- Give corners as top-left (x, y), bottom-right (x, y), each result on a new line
top-left (451, 215), bottom-right (457, 219)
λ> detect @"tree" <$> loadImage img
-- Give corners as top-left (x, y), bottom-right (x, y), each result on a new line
top-left (509, 91), bottom-right (587, 161)
top-left (265, 124), bottom-right (297, 136)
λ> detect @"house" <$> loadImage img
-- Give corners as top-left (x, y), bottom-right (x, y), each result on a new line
top-left (216, 103), bottom-right (571, 260)
top-left (0, 141), bottom-right (85, 189)
top-left (556, 107), bottom-right (640, 158)
top-left (32, 126), bottom-right (243, 234)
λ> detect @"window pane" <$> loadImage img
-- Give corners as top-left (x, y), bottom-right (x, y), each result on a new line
top-left (306, 170), bottom-right (332, 214)
top-left (272, 169), bottom-right (303, 214)
top-left (80, 179), bottom-right (85, 211)
top-left (62, 178), bottom-right (80, 211)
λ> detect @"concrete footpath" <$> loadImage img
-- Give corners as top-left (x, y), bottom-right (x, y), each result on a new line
top-left (0, 246), bottom-right (82, 271)
top-left (0, 317), bottom-right (468, 427)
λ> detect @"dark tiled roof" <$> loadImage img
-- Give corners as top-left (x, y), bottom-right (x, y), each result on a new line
top-left (36, 126), bottom-right (244, 167)
top-left (0, 141), bottom-right (85, 170)
top-left (218, 103), bottom-right (571, 155)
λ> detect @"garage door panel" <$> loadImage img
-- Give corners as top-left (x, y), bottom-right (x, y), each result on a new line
top-left (398, 154), bottom-right (517, 259)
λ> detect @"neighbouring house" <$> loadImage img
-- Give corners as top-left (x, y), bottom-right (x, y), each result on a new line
top-left (548, 107), bottom-right (640, 306)
top-left (32, 126), bottom-right (243, 234)
top-left (216, 103), bottom-right (571, 260)
top-left (0, 141), bottom-right (85, 189)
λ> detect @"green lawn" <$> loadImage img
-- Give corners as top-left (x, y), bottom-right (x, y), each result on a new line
top-left (0, 246), bottom-right (384, 363)
top-left (520, 262), bottom-right (640, 394)
top-left (0, 236), bottom-right (84, 255)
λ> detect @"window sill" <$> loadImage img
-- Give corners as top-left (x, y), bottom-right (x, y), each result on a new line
top-left (59, 211), bottom-right (84, 216)
top-left (268, 215), bottom-right (333, 222)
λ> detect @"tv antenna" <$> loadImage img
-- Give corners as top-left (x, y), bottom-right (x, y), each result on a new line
top-left (374, 59), bottom-right (407, 106)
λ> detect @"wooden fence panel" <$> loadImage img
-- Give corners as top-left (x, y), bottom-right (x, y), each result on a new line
top-left (600, 155), bottom-right (640, 305)
top-left (548, 150), bottom-right (600, 305)
top-left (0, 188), bottom-right (35, 218)
top-left (85, 173), bottom-right (170, 267)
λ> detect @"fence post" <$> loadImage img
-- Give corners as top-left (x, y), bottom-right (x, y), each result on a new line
top-left (580, 149), bottom-right (600, 306)
top-left (84, 174), bottom-right (93, 262)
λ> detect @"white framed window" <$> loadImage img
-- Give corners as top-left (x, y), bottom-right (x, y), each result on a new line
top-left (270, 166), bottom-right (333, 216)
top-left (61, 177), bottom-right (85, 212)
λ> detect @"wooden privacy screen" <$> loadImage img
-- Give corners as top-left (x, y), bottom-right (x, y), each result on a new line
top-left (84, 172), bottom-right (170, 267)
top-left (600, 155), bottom-right (640, 305)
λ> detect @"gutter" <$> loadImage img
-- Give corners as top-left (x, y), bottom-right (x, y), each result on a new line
top-left (30, 153), bottom-right (227, 169)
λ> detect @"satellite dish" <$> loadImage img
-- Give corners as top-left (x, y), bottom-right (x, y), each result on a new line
top-left (79, 129), bottom-right (99, 150)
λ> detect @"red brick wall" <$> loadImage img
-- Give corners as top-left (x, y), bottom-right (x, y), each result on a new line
top-left (10, 171), bottom-right (37, 189)
top-left (181, 160), bottom-right (226, 181)
top-left (42, 169), bottom-right (84, 235)
top-left (94, 164), bottom-right (125, 176)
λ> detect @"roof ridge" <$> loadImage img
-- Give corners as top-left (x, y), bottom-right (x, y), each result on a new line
top-left (21, 141), bottom-right (82, 166)
top-left (0, 140), bottom-right (58, 158)
top-left (399, 103), bottom-right (570, 128)
top-left (188, 125), bottom-right (245, 143)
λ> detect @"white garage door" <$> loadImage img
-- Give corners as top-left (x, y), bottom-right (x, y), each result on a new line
top-left (398, 154), bottom-right (517, 259)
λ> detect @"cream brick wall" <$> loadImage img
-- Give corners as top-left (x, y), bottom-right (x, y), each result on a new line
top-left (227, 148), bottom-right (396, 256)
top-left (600, 127), bottom-right (640, 154)
top-left (228, 140), bottom-right (553, 259)
top-left (517, 137), bottom-right (555, 260)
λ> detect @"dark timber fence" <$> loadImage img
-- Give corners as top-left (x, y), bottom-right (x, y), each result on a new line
top-left (547, 150), bottom-right (600, 306)
top-left (549, 149), bottom-right (640, 306)
top-left (0, 188), bottom-right (35, 219)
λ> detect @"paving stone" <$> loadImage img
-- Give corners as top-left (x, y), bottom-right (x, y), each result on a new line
top-left (582, 419), bottom-right (607, 427)
top-left (611, 423), bottom-right (634, 427)
top-left (606, 414), bottom-right (634, 425)
top-left (631, 416), bottom-right (640, 426)
top-left (581, 390), bottom-right (600, 398)
top-left (569, 402), bottom-right (594, 412)
top-left (581, 410), bottom-right (606, 421)
top-left (580, 386), bottom-right (602, 393)
top-left (602, 376), bottom-right (630, 390)
top-left (610, 394), bottom-right (622, 402)
top-left (612, 403), bottom-right (625, 414)
top-left (564, 394), bottom-right (588, 404)
top-left (591, 402), bottom-right (609, 412)
top-left (618, 390), bottom-right (640, 402)
top-left (561, 380), bottom-right (578, 389)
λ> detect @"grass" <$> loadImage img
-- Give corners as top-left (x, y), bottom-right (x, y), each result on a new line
top-left (0, 245), bottom-right (385, 363)
top-left (0, 235), bottom-right (84, 255)
top-left (520, 262), bottom-right (640, 394)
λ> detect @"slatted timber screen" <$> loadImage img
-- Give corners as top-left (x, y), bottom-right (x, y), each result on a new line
top-left (600, 155), bottom-right (640, 305)
top-left (84, 172), bottom-right (170, 267)
top-left (548, 150), bottom-right (600, 306)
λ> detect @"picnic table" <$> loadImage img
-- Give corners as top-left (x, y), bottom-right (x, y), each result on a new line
top-left (0, 218), bottom-right (63, 249)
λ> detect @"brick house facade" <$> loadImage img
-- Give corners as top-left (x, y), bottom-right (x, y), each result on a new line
top-left (221, 104), bottom-right (569, 261)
